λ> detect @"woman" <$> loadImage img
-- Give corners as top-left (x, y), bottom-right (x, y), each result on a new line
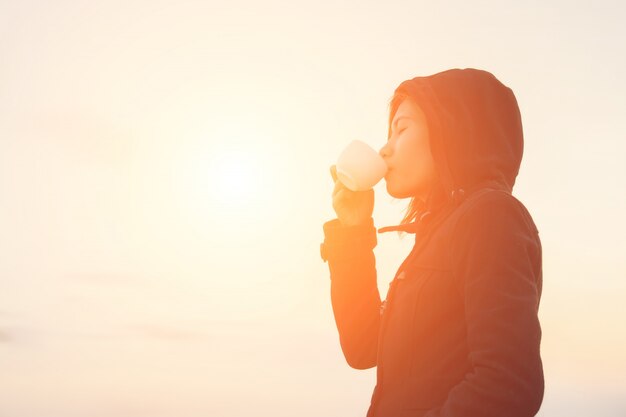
top-left (320, 68), bottom-right (544, 417)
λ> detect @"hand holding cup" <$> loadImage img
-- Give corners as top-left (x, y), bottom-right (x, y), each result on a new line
top-left (330, 165), bottom-right (375, 227)
top-left (329, 140), bottom-right (386, 226)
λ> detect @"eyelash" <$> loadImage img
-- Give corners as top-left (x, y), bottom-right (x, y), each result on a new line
top-left (388, 127), bottom-right (407, 141)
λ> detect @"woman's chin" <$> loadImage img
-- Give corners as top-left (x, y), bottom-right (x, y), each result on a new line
top-left (385, 183), bottom-right (411, 199)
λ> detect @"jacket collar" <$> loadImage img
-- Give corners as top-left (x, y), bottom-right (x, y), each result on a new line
top-left (377, 180), bottom-right (510, 235)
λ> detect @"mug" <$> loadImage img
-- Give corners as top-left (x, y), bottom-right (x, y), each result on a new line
top-left (336, 140), bottom-right (388, 191)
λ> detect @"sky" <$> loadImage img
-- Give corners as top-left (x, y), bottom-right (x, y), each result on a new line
top-left (1, 0), bottom-right (625, 416)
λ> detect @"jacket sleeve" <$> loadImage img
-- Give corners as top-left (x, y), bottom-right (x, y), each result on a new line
top-left (321, 217), bottom-right (381, 370)
top-left (424, 194), bottom-right (544, 417)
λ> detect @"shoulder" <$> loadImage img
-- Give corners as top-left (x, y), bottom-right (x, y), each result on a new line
top-left (449, 190), bottom-right (543, 291)
top-left (448, 190), bottom-right (541, 266)
top-left (455, 190), bottom-right (539, 237)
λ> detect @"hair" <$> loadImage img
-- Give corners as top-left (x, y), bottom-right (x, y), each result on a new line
top-left (387, 92), bottom-right (446, 227)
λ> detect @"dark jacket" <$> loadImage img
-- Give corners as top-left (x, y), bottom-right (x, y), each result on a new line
top-left (321, 68), bottom-right (544, 417)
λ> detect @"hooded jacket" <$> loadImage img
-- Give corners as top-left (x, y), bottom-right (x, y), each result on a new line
top-left (320, 68), bottom-right (544, 417)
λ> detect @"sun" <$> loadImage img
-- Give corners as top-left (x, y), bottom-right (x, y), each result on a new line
top-left (172, 133), bottom-right (282, 237)
top-left (207, 148), bottom-right (263, 206)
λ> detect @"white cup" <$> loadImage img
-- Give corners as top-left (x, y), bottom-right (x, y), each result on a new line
top-left (336, 140), bottom-right (388, 191)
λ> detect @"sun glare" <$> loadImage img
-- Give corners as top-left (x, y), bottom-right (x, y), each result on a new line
top-left (172, 129), bottom-right (283, 238)
top-left (208, 149), bottom-right (262, 205)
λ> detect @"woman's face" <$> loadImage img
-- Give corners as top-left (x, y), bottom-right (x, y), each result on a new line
top-left (379, 98), bottom-right (437, 200)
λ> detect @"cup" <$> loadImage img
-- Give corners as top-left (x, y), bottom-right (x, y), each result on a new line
top-left (336, 140), bottom-right (388, 191)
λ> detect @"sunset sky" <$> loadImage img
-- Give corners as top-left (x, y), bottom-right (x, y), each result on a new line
top-left (1, 1), bottom-right (625, 416)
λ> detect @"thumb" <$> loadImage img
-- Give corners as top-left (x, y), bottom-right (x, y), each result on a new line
top-left (330, 165), bottom-right (338, 182)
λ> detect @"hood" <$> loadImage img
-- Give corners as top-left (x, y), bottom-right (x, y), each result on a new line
top-left (395, 67), bottom-right (523, 197)
top-left (379, 68), bottom-right (524, 234)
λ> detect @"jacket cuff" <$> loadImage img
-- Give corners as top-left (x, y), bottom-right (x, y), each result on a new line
top-left (320, 218), bottom-right (377, 262)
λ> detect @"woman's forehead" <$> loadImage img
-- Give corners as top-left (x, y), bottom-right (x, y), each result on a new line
top-left (394, 99), bottom-right (425, 122)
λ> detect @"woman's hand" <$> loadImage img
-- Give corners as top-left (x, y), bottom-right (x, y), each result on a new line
top-left (330, 165), bottom-right (375, 227)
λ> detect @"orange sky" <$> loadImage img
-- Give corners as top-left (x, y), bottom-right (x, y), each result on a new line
top-left (1, 1), bottom-right (625, 416)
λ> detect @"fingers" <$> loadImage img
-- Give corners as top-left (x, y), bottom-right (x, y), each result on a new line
top-left (332, 187), bottom-right (352, 210)
top-left (333, 183), bottom-right (357, 204)
top-left (331, 165), bottom-right (345, 199)
top-left (332, 179), bottom-right (345, 198)
top-left (330, 165), bottom-right (355, 203)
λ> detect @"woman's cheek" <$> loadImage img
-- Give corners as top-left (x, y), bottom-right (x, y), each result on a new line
top-left (394, 135), bottom-right (415, 175)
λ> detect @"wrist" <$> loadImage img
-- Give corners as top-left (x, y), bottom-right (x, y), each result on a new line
top-left (320, 217), bottom-right (377, 262)
top-left (339, 217), bottom-right (371, 227)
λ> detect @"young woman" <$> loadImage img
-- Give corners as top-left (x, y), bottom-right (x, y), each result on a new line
top-left (320, 68), bottom-right (544, 417)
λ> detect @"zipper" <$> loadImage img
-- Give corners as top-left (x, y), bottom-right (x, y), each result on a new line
top-left (368, 206), bottom-right (454, 417)
top-left (370, 212), bottom-right (447, 416)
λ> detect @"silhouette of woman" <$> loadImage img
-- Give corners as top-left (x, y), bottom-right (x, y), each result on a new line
top-left (321, 68), bottom-right (544, 417)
